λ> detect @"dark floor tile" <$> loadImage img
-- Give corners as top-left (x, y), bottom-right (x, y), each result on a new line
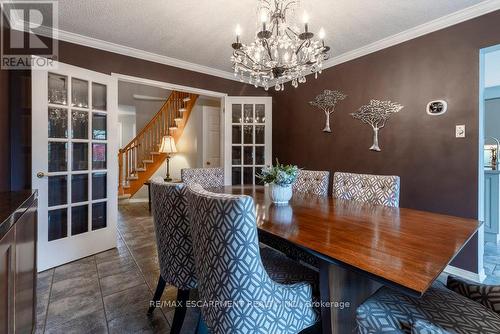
top-left (142, 269), bottom-right (161, 292)
top-left (36, 289), bottom-right (50, 334)
top-left (50, 275), bottom-right (100, 302)
top-left (131, 244), bottom-right (158, 259)
top-left (125, 235), bottom-right (156, 249)
top-left (45, 292), bottom-right (103, 329)
top-left (148, 311), bottom-right (171, 334)
top-left (97, 255), bottom-right (136, 278)
top-left (103, 283), bottom-right (152, 321)
top-left (99, 268), bottom-right (146, 296)
top-left (164, 307), bottom-right (200, 333)
top-left (44, 308), bottom-right (107, 334)
top-left (37, 269), bottom-right (54, 294)
top-left (53, 257), bottom-right (97, 283)
top-left (107, 309), bottom-right (168, 334)
top-left (136, 257), bottom-right (160, 274)
top-left (95, 247), bottom-right (131, 265)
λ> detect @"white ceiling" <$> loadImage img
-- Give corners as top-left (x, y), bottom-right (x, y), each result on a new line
top-left (25, 0), bottom-right (500, 76)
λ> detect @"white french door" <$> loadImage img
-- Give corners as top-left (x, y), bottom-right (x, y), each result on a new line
top-left (32, 60), bottom-right (118, 271)
top-left (224, 97), bottom-right (272, 185)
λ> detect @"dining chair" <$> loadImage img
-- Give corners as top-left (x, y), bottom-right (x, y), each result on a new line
top-left (260, 170), bottom-right (329, 269)
top-left (186, 184), bottom-right (320, 334)
top-left (356, 275), bottom-right (500, 333)
top-left (332, 172), bottom-right (400, 207)
top-left (147, 178), bottom-right (197, 334)
top-left (293, 170), bottom-right (330, 197)
top-left (181, 167), bottom-right (224, 189)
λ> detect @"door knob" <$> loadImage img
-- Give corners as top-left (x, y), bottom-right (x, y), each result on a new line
top-left (36, 172), bottom-right (46, 178)
top-left (206, 161), bottom-right (211, 166)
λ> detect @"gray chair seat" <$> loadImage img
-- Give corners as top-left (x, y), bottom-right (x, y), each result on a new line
top-left (260, 247), bottom-right (319, 296)
top-left (356, 281), bottom-right (500, 334)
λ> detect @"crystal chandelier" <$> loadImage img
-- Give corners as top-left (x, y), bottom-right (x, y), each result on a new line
top-left (231, 0), bottom-right (330, 91)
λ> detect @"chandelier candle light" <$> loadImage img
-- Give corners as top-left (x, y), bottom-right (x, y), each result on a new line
top-left (231, 0), bottom-right (330, 91)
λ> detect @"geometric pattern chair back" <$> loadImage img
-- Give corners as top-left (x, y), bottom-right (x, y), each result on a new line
top-left (333, 172), bottom-right (400, 208)
top-left (186, 184), bottom-right (318, 333)
top-left (356, 281), bottom-right (500, 333)
top-left (181, 167), bottom-right (224, 188)
top-left (150, 179), bottom-right (197, 290)
top-left (292, 169), bottom-right (330, 197)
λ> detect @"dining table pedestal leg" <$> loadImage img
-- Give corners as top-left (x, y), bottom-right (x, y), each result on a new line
top-left (320, 261), bottom-right (381, 334)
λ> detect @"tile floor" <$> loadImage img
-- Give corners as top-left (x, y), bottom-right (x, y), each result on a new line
top-left (36, 202), bottom-right (200, 334)
top-left (483, 242), bottom-right (500, 285)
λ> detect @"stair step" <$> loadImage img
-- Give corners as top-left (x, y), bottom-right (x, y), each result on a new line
top-left (169, 127), bottom-right (178, 131)
top-left (122, 184), bottom-right (131, 189)
top-left (179, 107), bottom-right (187, 113)
top-left (143, 159), bottom-right (154, 164)
top-left (134, 168), bottom-right (146, 172)
top-left (119, 194), bottom-right (131, 200)
top-left (127, 176), bottom-right (139, 180)
top-left (150, 152), bottom-right (161, 155)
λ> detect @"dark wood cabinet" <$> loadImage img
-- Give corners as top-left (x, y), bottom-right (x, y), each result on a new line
top-left (0, 227), bottom-right (16, 333)
top-left (0, 191), bottom-right (37, 334)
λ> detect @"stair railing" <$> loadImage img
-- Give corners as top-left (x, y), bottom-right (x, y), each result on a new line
top-left (118, 91), bottom-right (194, 190)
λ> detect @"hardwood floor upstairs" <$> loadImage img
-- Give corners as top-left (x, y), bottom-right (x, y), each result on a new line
top-left (118, 91), bottom-right (198, 197)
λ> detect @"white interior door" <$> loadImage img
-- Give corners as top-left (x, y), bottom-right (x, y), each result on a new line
top-left (32, 60), bottom-right (118, 271)
top-left (203, 106), bottom-right (222, 168)
top-left (224, 97), bottom-right (272, 185)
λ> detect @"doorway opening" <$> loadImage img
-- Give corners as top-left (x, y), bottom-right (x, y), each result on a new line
top-left (113, 74), bottom-right (226, 200)
top-left (480, 44), bottom-right (500, 284)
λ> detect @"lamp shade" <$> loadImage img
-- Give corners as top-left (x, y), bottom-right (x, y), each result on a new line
top-left (159, 135), bottom-right (177, 154)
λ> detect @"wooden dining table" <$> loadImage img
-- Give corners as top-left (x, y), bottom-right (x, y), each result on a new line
top-left (218, 185), bottom-right (481, 334)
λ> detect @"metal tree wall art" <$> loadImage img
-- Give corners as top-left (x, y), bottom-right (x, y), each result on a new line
top-left (350, 99), bottom-right (404, 151)
top-left (309, 90), bottom-right (347, 133)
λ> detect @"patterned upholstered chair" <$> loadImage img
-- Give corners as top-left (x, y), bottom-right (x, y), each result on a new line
top-left (259, 170), bottom-right (329, 269)
top-left (147, 179), bottom-right (197, 334)
top-left (356, 275), bottom-right (500, 334)
top-left (187, 184), bottom-right (320, 333)
top-left (293, 170), bottom-right (330, 197)
top-left (181, 167), bottom-right (224, 188)
top-left (333, 172), bottom-right (400, 207)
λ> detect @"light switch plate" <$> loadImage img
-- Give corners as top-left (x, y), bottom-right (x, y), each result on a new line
top-left (456, 125), bottom-right (466, 138)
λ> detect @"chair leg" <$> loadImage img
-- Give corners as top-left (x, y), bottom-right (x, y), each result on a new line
top-left (147, 275), bottom-right (166, 315)
top-left (170, 289), bottom-right (191, 334)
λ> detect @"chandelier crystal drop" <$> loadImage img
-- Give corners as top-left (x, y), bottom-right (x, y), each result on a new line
top-left (230, 0), bottom-right (330, 91)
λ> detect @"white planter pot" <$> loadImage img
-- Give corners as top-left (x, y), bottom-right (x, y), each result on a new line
top-left (269, 184), bottom-right (293, 205)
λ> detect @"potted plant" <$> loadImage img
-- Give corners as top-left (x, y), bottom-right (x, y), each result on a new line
top-left (257, 160), bottom-right (299, 205)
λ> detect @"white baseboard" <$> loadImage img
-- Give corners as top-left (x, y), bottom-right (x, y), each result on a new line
top-left (120, 198), bottom-right (149, 203)
top-left (444, 265), bottom-right (486, 283)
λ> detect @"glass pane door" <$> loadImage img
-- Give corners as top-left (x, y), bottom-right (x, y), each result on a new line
top-left (32, 60), bottom-right (117, 271)
top-left (225, 97), bottom-right (272, 186)
top-left (46, 74), bottom-right (110, 242)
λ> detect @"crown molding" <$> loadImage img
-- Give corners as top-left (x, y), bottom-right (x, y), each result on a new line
top-left (7, 0), bottom-right (500, 85)
top-left (8, 15), bottom-right (238, 82)
top-left (322, 0), bottom-right (500, 70)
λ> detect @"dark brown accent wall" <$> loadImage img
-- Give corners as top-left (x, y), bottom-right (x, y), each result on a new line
top-left (271, 10), bottom-right (500, 273)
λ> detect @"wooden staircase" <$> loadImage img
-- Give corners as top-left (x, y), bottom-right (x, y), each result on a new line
top-left (118, 91), bottom-right (199, 197)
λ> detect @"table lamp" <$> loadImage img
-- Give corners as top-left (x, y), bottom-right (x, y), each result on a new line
top-left (159, 135), bottom-right (177, 181)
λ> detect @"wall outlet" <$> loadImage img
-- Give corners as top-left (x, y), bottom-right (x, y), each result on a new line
top-left (456, 125), bottom-right (466, 138)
